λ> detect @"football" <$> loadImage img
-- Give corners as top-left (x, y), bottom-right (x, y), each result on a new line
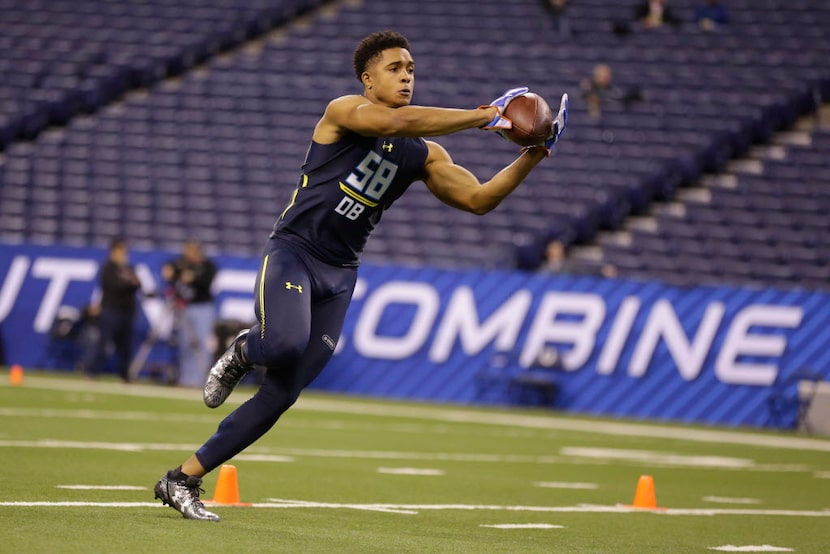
top-left (502, 92), bottom-right (554, 147)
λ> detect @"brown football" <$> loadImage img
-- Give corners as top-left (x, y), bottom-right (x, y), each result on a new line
top-left (503, 92), bottom-right (553, 147)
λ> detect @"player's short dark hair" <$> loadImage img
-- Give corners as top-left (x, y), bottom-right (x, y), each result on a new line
top-left (353, 31), bottom-right (411, 82)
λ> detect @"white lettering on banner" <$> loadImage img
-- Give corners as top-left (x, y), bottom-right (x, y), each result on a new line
top-left (597, 296), bottom-right (641, 375)
top-left (352, 277), bottom-right (368, 302)
top-left (31, 258), bottom-right (98, 333)
top-left (131, 263), bottom-right (171, 339)
top-left (217, 299), bottom-right (255, 324)
top-left (520, 293), bottom-right (605, 370)
top-left (628, 300), bottom-right (725, 380)
top-left (332, 278), bottom-right (368, 354)
top-left (347, 283), bottom-right (803, 385)
top-left (212, 269), bottom-right (257, 322)
top-left (429, 287), bottom-right (532, 362)
top-left (212, 269), bottom-right (257, 294)
top-left (715, 305), bottom-right (804, 386)
top-left (0, 256), bottom-right (30, 322)
top-left (354, 282), bottom-right (439, 359)
top-left (0, 250), bottom-right (808, 387)
top-left (133, 264), bottom-right (157, 296)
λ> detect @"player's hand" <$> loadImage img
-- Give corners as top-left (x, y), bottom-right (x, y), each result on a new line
top-left (525, 93), bottom-right (568, 157)
top-left (547, 93), bottom-right (569, 152)
top-left (480, 86), bottom-right (529, 132)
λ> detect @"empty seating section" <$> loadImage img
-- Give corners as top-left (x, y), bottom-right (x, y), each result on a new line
top-left (0, 0), bottom-right (324, 253)
top-left (604, 130), bottom-right (830, 290)
top-left (0, 0), bottom-right (828, 288)
top-left (0, 0), bottom-right (320, 146)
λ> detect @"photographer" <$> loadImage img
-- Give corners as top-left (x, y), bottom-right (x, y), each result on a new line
top-left (86, 237), bottom-right (141, 382)
top-left (161, 240), bottom-right (218, 388)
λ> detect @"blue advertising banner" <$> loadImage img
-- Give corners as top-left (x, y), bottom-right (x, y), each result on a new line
top-left (1, 242), bottom-right (828, 428)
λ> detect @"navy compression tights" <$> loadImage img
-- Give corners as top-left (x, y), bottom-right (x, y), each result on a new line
top-left (195, 238), bottom-right (356, 473)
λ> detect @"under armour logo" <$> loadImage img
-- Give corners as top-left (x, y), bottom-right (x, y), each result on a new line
top-left (285, 282), bottom-right (303, 293)
top-left (381, 141), bottom-right (393, 152)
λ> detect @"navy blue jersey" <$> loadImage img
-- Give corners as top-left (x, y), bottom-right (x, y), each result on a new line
top-left (272, 132), bottom-right (429, 267)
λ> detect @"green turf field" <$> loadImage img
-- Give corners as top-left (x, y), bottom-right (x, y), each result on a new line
top-left (2, 370), bottom-right (829, 553)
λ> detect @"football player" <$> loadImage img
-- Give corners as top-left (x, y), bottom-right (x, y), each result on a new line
top-left (155, 30), bottom-right (567, 521)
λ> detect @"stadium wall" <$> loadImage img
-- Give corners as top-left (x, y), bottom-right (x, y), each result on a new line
top-left (2, 242), bottom-right (828, 429)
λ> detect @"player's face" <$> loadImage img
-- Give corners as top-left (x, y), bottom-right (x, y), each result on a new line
top-left (365, 47), bottom-right (415, 108)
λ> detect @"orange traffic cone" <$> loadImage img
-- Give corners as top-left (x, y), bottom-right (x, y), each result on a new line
top-left (9, 364), bottom-right (24, 386)
top-left (206, 464), bottom-right (252, 507)
top-left (626, 475), bottom-right (663, 510)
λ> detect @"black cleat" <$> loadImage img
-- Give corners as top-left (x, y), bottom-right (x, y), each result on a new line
top-left (203, 329), bottom-right (253, 408)
top-left (154, 473), bottom-right (220, 522)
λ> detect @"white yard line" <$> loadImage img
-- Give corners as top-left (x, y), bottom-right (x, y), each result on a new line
top-left (534, 482), bottom-right (599, 490)
top-left (259, 499), bottom-right (417, 514)
top-left (559, 447), bottom-right (807, 472)
top-left (0, 407), bottom-right (217, 424)
top-left (480, 524), bottom-right (565, 529)
top-left (8, 439), bottom-right (791, 471)
top-left (561, 446), bottom-right (755, 469)
top-left (377, 467), bottom-right (445, 476)
top-left (703, 497), bottom-right (762, 505)
top-left (233, 454), bottom-right (295, 463)
top-left (56, 485), bottom-right (146, 491)
top-left (12, 375), bottom-right (830, 452)
top-left (2, 500), bottom-right (828, 519)
top-left (708, 546), bottom-right (794, 552)
top-left (0, 502), bottom-right (162, 508)
top-left (0, 439), bottom-right (205, 453)
top-left (0, 439), bottom-right (560, 464)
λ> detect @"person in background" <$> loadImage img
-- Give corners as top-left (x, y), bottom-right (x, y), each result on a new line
top-left (541, 238), bottom-right (618, 278)
top-left (582, 64), bottom-right (616, 118)
top-left (580, 64), bottom-right (643, 118)
top-left (541, 0), bottom-right (572, 37)
top-left (540, 239), bottom-right (578, 273)
top-left (635, 0), bottom-right (681, 29)
top-left (695, 0), bottom-right (730, 31)
top-left (161, 239), bottom-right (218, 388)
top-left (87, 237), bottom-right (142, 382)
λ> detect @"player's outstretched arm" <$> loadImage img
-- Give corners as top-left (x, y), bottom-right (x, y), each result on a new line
top-left (422, 141), bottom-right (548, 215)
top-left (314, 95), bottom-right (498, 143)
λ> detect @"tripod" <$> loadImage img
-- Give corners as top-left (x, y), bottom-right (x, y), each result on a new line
top-left (127, 295), bottom-right (185, 384)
